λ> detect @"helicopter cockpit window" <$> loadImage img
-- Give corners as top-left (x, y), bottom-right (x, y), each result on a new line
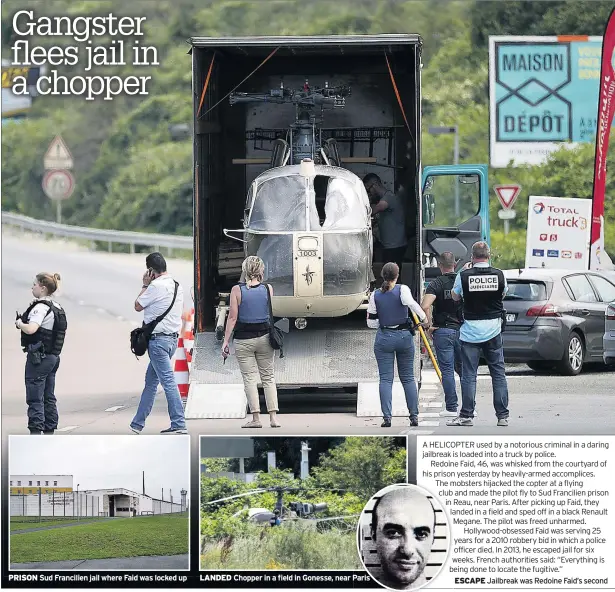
top-left (322, 177), bottom-right (367, 230)
top-left (249, 176), bottom-right (309, 231)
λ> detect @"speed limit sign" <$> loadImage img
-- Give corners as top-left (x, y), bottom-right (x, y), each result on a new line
top-left (42, 169), bottom-right (75, 201)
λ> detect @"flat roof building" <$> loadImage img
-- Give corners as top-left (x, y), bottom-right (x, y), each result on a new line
top-left (10, 474), bottom-right (73, 495)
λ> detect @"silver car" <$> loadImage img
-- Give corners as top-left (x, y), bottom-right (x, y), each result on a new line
top-left (604, 301), bottom-right (615, 365)
top-left (502, 269), bottom-right (615, 375)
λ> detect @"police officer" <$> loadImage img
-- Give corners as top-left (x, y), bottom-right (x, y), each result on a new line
top-left (16, 272), bottom-right (67, 435)
top-left (448, 242), bottom-right (510, 427)
top-left (367, 262), bottom-right (428, 428)
top-left (420, 252), bottom-right (463, 417)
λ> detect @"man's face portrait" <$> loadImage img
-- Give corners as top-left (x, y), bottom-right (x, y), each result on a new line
top-left (370, 487), bottom-right (435, 590)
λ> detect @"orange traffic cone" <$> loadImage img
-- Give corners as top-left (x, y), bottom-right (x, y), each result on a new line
top-left (173, 337), bottom-right (190, 401)
top-left (183, 309), bottom-right (195, 368)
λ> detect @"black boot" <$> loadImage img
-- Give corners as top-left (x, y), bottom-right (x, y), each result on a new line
top-left (29, 429), bottom-right (42, 435)
top-left (43, 430), bottom-right (55, 435)
top-left (409, 417), bottom-right (419, 427)
top-left (381, 419), bottom-right (392, 428)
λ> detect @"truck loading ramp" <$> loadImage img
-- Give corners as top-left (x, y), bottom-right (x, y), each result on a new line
top-left (185, 321), bottom-right (425, 419)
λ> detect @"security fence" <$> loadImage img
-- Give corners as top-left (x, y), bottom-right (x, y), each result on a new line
top-left (10, 492), bottom-right (187, 522)
top-left (10, 492), bottom-right (103, 523)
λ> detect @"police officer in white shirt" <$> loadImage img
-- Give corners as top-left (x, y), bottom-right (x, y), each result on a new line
top-left (130, 252), bottom-right (187, 434)
top-left (16, 272), bottom-right (67, 435)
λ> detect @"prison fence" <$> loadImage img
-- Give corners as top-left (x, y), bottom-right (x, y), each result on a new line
top-left (10, 492), bottom-right (102, 523)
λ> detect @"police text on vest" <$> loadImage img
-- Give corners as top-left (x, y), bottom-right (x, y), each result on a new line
top-left (468, 275), bottom-right (499, 291)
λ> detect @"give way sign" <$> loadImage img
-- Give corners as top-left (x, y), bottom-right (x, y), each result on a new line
top-left (494, 185), bottom-right (521, 210)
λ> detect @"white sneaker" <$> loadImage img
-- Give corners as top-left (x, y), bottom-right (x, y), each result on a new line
top-left (446, 416), bottom-right (473, 427)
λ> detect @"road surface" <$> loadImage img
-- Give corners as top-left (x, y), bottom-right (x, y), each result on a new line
top-left (2, 231), bottom-right (614, 437)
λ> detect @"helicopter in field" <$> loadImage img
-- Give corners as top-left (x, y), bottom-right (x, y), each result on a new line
top-left (202, 485), bottom-right (360, 530)
top-left (221, 80), bottom-right (374, 331)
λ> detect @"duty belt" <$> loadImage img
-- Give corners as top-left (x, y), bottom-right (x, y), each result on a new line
top-left (150, 332), bottom-right (179, 339)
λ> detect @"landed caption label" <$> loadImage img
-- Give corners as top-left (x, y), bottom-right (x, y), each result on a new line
top-left (417, 436), bottom-right (613, 588)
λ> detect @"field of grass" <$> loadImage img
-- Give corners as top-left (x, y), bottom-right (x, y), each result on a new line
top-left (10, 517), bottom-right (109, 532)
top-left (201, 527), bottom-right (361, 570)
top-left (10, 513), bottom-right (189, 564)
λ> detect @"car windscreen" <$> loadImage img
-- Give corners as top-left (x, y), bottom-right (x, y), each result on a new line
top-left (504, 280), bottom-right (548, 301)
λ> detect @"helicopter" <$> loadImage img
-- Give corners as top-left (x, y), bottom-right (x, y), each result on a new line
top-left (221, 80), bottom-right (374, 331)
top-left (202, 485), bottom-right (360, 531)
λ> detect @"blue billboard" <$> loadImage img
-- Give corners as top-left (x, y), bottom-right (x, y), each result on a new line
top-left (489, 36), bottom-right (609, 167)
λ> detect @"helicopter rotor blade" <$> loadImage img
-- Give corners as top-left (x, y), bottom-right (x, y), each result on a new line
top-left (203, 488), bottom-right (272, 505)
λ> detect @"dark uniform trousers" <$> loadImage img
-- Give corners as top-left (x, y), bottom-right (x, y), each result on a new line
top-left (25, 353), bottom-right (60, 432)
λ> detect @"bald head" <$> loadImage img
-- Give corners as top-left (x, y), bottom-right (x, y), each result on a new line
top-left (371, 487), bottom-right (436, 589)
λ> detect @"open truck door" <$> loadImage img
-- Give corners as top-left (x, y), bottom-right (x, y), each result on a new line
top-left (421, 164), bottom-right (489, 279)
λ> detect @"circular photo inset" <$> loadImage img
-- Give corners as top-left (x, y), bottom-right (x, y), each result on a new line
top-left (357, 483), bottom-right (450, 590)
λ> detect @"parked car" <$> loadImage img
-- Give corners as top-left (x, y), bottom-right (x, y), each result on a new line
top-left (604, 300), bottom-right (615, 365)
top-left (501, 269), bottom-right (615, 375)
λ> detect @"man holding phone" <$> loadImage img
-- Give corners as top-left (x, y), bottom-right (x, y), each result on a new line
top-left (131, 252), bottom-right (186, 434)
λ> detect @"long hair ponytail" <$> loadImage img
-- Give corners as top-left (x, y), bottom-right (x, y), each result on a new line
top-left (380, 262), bottom-right (399, 293)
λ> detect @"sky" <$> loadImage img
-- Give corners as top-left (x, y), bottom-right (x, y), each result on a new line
top-left (9, 435), bottom-right (190, 501)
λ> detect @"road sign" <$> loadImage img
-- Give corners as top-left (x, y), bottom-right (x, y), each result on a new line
top-left (498, 209), bottom-right (517, 220)
top-left (42, 169), bottom-right (75, 201)
top-left (494, 184), bottom-right (521, 209)
top-left (44, 135), bottom-right (73, 170)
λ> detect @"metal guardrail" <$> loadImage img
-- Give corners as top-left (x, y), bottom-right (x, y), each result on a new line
top-left (1, 211), bottom-right (193, 253)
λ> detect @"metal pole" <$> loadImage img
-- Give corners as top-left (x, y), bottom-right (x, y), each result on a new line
top-left (453, 126), bottom-right (460, 218)
top-left (56, 201), bottom-right (62, 224)
top-left (504, 220), bottom-right (510, 235)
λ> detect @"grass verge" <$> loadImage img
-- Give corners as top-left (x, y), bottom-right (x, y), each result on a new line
top-left (10, 518), bottom-right (109, 532)
top-left (201, 527), bottom-right (361, 570)
top-left (10, 513), bottom-right (188, 563)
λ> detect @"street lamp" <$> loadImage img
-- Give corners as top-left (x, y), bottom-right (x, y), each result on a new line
top-left (428, 125), bottom-right (460, 217)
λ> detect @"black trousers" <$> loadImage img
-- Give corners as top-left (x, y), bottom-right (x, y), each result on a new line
top-left (25, 353), bottom-right (60, 433)
top-left (383, 246), bottom-right (407, 272)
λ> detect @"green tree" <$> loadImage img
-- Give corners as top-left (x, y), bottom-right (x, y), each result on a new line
top-left (310, 437), bottom-right (407, 499)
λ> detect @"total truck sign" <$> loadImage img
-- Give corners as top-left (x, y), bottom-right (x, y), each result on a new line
top-left (525, 196), bottom-right (591, 270)
top-left (489, 36), bottom-right (611, 167)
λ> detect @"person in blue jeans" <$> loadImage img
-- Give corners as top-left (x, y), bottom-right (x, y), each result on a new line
top-left (367, 262), bottom-right (428, 428)
top-left (449, 242), bottom-right (510, 427)
top-left (131, 252), bottom-right (187, 434)
top-left (421, 252), bottom-right (463, 416)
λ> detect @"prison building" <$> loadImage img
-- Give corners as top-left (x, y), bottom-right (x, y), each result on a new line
top-left (80, 488), bottom-right (185, 517)
top-left (9, 474), bottom-right (73, 495)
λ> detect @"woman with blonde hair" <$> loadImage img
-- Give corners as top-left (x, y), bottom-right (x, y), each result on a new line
top-left (15, 272), bottom-right (67, 435)
top-left (222, 256), bottom-right (280, 428)
top-left (366, 262), bottom-right (428, 428)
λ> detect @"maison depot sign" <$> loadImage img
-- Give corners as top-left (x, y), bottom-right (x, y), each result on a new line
top-left (489, 36), bottom-right (610, 167)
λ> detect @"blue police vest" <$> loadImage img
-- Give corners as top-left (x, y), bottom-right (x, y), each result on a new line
top-left (237, 283), bottom-right (270, 324)
top-left (374, 284), bottom-right (408, 327)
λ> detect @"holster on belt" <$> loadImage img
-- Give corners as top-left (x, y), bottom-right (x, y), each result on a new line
top-left (27, 342), bottom-right (46, 366)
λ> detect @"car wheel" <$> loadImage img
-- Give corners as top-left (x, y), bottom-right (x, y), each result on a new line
top-left (557, 332), bottom-right (584, 376)
top-left (527, 361), bottom-right (553, 372)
